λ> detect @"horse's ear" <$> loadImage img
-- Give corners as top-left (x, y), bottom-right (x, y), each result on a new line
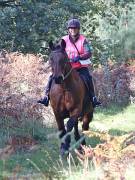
top-left (49, 40), bottom-right (55, 50)
top-left (60, 39), bottom-right (66, 51)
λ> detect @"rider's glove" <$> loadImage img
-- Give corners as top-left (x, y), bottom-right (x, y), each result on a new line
top-left (71, 56), bottom-right (80, 63)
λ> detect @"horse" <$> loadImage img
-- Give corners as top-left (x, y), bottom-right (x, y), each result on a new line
top-left (48, 39), bottom-right (94, 155)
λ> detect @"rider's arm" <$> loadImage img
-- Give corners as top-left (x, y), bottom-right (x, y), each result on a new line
top-left (80, 39), bottom-right (93, 60)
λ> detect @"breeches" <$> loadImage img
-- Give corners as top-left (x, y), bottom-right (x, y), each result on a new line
top-left (76, 67), bottom-right (95, 96)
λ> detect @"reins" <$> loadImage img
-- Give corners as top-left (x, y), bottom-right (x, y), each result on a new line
top-left (63, 66), bottom-right (73, 80)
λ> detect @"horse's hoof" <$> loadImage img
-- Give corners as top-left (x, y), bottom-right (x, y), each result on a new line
top-left (60, 143), bottom-right (69, 156)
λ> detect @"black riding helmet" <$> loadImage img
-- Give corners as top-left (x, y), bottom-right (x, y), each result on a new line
top-left (67, 18), bottom-right (80, 29)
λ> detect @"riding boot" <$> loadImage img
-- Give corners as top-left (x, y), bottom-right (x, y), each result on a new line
top-left (88, 77), bottom-right (102, 108)
top-left (37, 75), bottom-right (53, 106)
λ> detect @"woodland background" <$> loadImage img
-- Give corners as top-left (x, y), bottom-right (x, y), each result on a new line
top-left (0, 0), bottom-right (135, 179)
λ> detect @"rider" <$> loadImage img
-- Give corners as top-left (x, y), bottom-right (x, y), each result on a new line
top-left (38, 18), bottom-right (101, 107)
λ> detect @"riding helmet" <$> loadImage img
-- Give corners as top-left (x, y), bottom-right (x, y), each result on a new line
top-left (67, 18), bottom-right (80, 29)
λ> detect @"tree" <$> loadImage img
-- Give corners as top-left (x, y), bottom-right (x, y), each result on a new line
top-left (0, 0), bottom-right (88, 54)
top-left (81, 0), bottom-right (135, 65)
top-left (0, 0), bottom-right (135, 65)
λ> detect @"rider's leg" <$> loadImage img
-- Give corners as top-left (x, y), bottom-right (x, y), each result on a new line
top-left (77, 67), bottom-right (101, 107)
top-left (88, 74), bottom-right (102, 107)
top-left (37, 75), bottom-right (53, 106)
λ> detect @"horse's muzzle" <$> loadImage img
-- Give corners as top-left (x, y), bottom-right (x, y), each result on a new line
top-left (55, 75), bottom-right (64, 84)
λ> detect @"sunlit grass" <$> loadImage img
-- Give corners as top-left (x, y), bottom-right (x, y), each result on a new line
top-left (90, 104), bottom-right (135, 134)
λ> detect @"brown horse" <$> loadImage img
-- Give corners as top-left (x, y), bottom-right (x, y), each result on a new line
top-left (48, 39), bottom-right (93, 155)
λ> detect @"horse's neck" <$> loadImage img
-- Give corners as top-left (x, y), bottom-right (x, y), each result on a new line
top-left (64, 69), bottom-right (79, 88)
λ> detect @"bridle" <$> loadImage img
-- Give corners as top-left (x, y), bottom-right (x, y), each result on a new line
top-left (51, 50), bottom-right (73, 81)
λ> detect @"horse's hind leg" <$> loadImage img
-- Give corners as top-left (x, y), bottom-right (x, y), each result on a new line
top-left (82, 112), bottom-right (93, 131)
top-left (81, 112), bottom-right (93, 145)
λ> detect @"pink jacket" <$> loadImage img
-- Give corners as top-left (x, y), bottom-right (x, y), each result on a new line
top-left (62, 34), bottom-right (90, 69)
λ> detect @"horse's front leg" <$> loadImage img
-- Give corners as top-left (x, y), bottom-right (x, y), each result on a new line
top-left (82, 112), bottom-right (93, 131)
top-left (61, 116), bottom-right (77, 154)
top-left (54, 114), bottom-right (67, 154)
top-left (74, 120), bottom-right (80, 141)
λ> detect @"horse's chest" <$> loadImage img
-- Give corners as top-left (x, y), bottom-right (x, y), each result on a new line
top-left (50, 87), bottom-right (74, 111)
top-left (64, 91), bottom-right (74, 110)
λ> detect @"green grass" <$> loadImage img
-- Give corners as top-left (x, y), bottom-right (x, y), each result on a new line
top-left (0, 117), bottom-right (62, 179)
top-left (0, 103), bottom-right (135, 179)
top-left (90, 103), bottom-right (135, 135)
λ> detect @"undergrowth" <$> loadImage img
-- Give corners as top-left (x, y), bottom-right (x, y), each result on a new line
top-left (0, 104), bottom-right (135, 179)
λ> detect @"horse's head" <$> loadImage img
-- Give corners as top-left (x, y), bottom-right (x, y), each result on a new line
top-left (49, 39), bottom-right (71, 84)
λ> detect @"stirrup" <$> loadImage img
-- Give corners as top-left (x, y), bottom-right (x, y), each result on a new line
top-left (92, 97), bottom-right (102, 108)
top-left (37, 96), bottom-right (49, 106)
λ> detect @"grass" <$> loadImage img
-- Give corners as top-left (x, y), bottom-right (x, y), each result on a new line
top-left (0, 103), bottom-right (135, 179)
top-left (90, 103), bottom-right (135, 134)
top-left (0, 117), bottom-right (61, 179)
